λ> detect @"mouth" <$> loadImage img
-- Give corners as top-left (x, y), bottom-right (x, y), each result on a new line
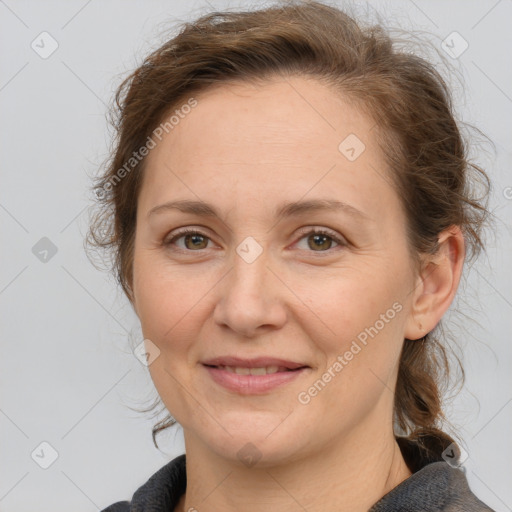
top-left (200, 356), bottom-right (311, 394)
top-left (201, 356), bottom-right (309, 372)
top-left (203, 364), bottom-right (306, 375)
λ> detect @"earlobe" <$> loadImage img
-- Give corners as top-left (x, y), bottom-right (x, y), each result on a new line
top-left (404, 225), bottom-right (465, 341)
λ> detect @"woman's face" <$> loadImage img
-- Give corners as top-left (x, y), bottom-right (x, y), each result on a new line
top-left (132, 76), bottom-right (420, 465)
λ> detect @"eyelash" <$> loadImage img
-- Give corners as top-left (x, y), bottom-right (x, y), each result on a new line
top-left (164, 227), bottom-right (347, 255)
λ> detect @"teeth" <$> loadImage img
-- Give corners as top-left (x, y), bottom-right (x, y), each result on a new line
top-left (221, 365), bottom-right (282, 375)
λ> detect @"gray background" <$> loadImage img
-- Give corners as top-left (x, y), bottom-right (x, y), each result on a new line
top-left (1, 0), bottom-right (511, 510)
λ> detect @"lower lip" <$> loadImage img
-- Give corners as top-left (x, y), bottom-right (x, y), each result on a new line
top-left (202, 365), bottom-right (309, 394)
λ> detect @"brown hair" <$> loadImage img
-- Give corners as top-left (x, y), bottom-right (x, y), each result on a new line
top-left (86, 0), bottom-right (492, 458)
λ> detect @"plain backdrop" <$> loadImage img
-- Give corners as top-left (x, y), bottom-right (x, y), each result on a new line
top-left (1, 0), bottom-right (511, 511)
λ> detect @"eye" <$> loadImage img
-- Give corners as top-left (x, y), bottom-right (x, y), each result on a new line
top-left (294, 227), bottom-right (346, 253)
top-left (164, 228), bottom-right (213, 251)
top-left (163, 227), bottom-right (347, 254)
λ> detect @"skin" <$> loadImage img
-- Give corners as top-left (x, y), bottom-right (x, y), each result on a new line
top-left (131, 75), bottom-right (465, 512)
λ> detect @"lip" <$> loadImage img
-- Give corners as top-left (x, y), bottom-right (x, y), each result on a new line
top-left (202, 365), bottom-right (310, 394)
top-left (201, 356), bottom-right (308, 370)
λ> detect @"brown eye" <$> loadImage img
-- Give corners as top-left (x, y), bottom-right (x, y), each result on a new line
top-left (165, 229), bottom-right (212, 251)
top-left (164, 227), bottom-right (346, 255)
top-left (308, 233), bottom-right (334, 251)
top-left (295, 228), bottom-right (346, 253)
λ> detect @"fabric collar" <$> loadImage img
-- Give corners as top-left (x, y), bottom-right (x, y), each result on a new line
top-left (124, 438), bottom-right (492, 511)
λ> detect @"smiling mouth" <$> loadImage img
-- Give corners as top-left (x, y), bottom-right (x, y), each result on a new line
top-left (203, 364), bottom-right (307, 375)
top-left (202, 363), bottom-right (310, 394)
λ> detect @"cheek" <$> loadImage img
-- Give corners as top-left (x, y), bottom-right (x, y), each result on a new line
top-left (298, 270), bottom-right (406, 398)
top-left (297, 305), bottom-right (404, 436)
top-left (298, 268), bottom-right (401, 348)
top-left (133, 253), bottom-right (205, 338)
top-left (134, 260), bottom-right (209, 425)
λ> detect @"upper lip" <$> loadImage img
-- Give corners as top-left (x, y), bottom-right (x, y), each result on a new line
top-left (202, 356), bottom-right (309, 370)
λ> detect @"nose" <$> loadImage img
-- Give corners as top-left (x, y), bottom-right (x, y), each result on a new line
top-left (212, 247), bottom-right (287, 338)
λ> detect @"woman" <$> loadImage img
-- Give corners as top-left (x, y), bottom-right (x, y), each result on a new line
top-left (91, 1), bottom-right (494, 510)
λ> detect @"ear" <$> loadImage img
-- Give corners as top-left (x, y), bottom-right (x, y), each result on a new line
top-left (404, 225), bottom-right (465, 341)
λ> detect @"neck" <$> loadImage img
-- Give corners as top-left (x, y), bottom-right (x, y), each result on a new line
top-left (176, 424), bottom-right (412, 512)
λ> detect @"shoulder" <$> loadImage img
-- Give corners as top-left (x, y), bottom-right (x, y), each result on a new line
top-left (370, 437), bottom-right (496, 511)
top-left (370, 461), bottom-right (496, 511)
top-left (100, 454), bottom-right (187, 512)
top-left (100, 502), bottom-right (130, 512)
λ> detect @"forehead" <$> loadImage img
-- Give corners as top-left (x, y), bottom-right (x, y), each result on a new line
top-left (154, 76), bottom-right (373, 162)
top-left (139, 76), bottom-right (397, 223)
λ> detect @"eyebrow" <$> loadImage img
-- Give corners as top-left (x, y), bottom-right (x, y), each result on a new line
top-left (147, 198), bottom-right (372, 222)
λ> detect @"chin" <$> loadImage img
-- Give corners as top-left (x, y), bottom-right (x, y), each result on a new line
top-left (196, 417), bottom-right (308, 468)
